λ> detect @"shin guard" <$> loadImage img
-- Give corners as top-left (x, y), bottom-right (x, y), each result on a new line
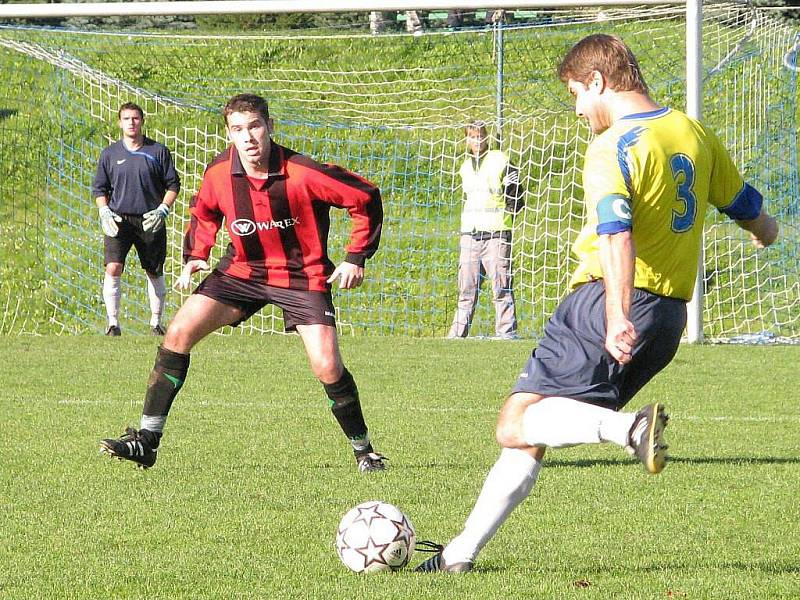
top-left (324, 369), bottom-right (370, 448)
top-left (141, 346), bottom-right (190, 438)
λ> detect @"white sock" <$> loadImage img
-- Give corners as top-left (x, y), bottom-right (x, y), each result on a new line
top-left (140, 414), bottom-right (167, 434)
top-left (442, 448), bottom-right (541, 564)
top-left (522, 396), bottom-right (636, 449)
top-left (146, 274), bottom-right (167, 327)
top-left (351, 433), bottom-right (371, 453)
top-left (103, 274), bottom-right (121, 327)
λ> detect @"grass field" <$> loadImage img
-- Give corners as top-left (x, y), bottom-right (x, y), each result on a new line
top-left (2, 335), bottom-right (799, 599)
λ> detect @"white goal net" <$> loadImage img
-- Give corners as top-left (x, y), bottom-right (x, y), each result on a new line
top-left (0, 3), bottom-right (797, 340)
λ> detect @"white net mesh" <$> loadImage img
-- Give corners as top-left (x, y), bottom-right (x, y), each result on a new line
top-left (0, 3), bottom-right (797, 340)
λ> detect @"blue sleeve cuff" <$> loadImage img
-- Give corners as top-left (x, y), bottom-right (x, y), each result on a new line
top-left (597, 221), bottom-right (632, 235)
top-left (720, 183), bottom-right (762, 221)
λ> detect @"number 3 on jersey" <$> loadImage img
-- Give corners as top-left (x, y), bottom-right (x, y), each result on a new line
top-left (669, 153), bottom-right (697, 233)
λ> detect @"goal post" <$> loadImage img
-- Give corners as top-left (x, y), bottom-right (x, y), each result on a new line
top-left (0, 2), bottom-right (797, 342)
top-left (686, 0), bottom-right (704, 343)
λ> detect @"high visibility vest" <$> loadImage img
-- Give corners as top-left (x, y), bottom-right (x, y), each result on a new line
top-left (459, 150), bottom-right (513, 233)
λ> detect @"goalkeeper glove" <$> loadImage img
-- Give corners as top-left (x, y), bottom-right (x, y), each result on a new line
top-left (98, 205), bottom-right (122, 237)
top-left (142, 203), bottom-right (170, 233)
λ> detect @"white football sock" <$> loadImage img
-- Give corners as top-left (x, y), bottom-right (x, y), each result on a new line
top-left (522, 396), bottom-right (635, 449)
top-left (140, 414), bottom-right (167, 433)
top-left (146, 273), bottom-right (167, 327)
top-left (351, 433), bottom-right (371, 453)
top-left (442, 448), bottom-right (541, 564)
top-left (102, 274), bottom-right (121, 327)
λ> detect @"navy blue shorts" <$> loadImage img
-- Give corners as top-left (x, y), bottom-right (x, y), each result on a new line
top-left (194, 270), bottom-right (336, 332)
top-left (511, 280), bottom-right (687, 410)
top-left (104, 214), bottom-right (167, 276)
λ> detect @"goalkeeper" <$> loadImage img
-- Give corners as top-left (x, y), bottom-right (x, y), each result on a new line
top-left (416, 33), bottom-right (779, 573)
top-left (99, 93), bottom-right (387, 474)
top-left (92, 102), bottom-right (181, 336)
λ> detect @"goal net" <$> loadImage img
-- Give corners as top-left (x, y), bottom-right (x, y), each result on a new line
top-left (0, 3), bottom-right (798, 340)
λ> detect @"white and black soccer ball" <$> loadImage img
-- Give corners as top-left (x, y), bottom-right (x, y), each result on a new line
top-left (335, 500), bottom-right (416, 573)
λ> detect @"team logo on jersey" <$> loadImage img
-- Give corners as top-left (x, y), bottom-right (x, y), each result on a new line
top-left (612, 198), bottom-right (632, 220)
top-left (230, 217), bottom-right (300, 236)
top-left (231, 219), bottom-right (256, 236)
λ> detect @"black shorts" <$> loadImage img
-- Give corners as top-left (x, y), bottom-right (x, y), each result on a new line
top-left (512, 280), bottom-right (687, 410)
top-left (194, 269), bottom-right (337, 332)
top-left (104, 214), bottom-right (167, 276)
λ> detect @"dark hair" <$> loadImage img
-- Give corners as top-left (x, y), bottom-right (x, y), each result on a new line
top-left (118, 102), bottom-right (144, 119)
top-left (558, 34), bottom-right (648, 94)
top-left (465, 119), bottom-right (489, 137)
top-left (223, 93), bottom-right (270, 125)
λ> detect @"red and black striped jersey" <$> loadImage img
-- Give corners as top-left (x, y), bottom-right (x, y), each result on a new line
top-left (184, 142), bottom-right (383, 292)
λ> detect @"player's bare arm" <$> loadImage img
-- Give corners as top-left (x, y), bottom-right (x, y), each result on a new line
top-left (598, 230), bottom-right (637, 365)
top-left (161, 189), bottom-right (179, 210)
top-left (736, 209), bottom-right (779, 249)
top-left (327, 261), bottom-right (364, 289)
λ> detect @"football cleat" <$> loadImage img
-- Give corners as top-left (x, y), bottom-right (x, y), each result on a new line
top-left (413, 541), bottom-right (473, 573)
top-left (626, 402), bottom-right (669, 474)
top-left (356, 451), bottom-right (387, 473)
top-left (99, 427), bottom-right (157, 469)
top-left (105, 325), bottom-right (121, 337)
top-left (150, 324), bottom-right (166, 336)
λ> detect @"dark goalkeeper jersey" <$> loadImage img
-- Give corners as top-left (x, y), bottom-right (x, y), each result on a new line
top-left (184, 142), bottom-right (383, 292)
top-left (92, 137), bottom-right (181, 215)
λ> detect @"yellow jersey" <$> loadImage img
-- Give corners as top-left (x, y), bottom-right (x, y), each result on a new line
top-left (571, 107), bottom-right (762, 300)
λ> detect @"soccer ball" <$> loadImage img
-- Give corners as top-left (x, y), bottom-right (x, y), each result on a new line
top-left (335, 500), bottom-right (416, 573)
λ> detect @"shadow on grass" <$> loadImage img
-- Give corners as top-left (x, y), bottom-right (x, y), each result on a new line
top-left (545, 455), bottom-right (800, 468)
top-left (605, 560), bottom-right (800, 576)
top-left (467, 559), bottom-right (800, 576)
top-left (400, 455), bottom-right (800, 471)
top-left (0, 108), bottom-right (17, 121)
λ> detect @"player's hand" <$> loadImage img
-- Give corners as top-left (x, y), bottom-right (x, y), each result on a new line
top-left (174, 259), bottom-right (210, 291)
top-left (749, 214), bottom-right (779, 249)
top-left (98, 205), bottom-right (122, 237)
top-left (142, 203), bottom-right (170, 233)
top-left (605, 316), bottom-right (637, 365)
top-left (327, 261), bottom-right (364, 289)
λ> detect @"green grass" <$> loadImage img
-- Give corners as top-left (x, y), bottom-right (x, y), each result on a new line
top-left (2, 335), bottom-right (799, 599)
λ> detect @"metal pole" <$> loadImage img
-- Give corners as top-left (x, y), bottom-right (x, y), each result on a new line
top-left (685, 0), bottom-right (704, 343)
top-left (495, 12), bottom-right (505, 148)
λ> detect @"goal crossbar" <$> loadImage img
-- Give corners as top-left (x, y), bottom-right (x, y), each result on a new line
top-left (0, 0), bottom-right (686, 19)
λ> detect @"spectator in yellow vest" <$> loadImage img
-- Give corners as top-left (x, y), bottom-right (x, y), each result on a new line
top-left (448, 120), bottom-right (524, 339)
